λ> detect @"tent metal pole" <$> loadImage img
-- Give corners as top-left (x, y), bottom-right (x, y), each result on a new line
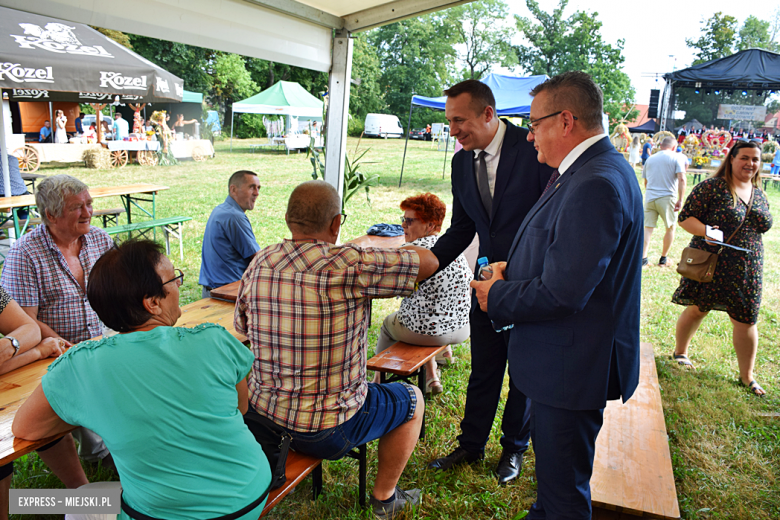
top-left (230, 111), bottom-right (234, 152)
top-left (324, 29), bottom-right (354, 203)
top-left (441, 134), bottom-right (450, 178)
top-left (398, 96), bottom-right (414, 187)
top-left (1, 98), bottom-right (14, 236)
top-left (48, 102), bottom-right (53, 143)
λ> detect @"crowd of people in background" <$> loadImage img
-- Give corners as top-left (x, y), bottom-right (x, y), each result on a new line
top-left (34, 111), bottom-right (196, 144)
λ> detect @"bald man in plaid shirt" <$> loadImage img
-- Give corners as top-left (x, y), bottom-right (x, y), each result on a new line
top-left (236, 181), bottom-right (438, 519)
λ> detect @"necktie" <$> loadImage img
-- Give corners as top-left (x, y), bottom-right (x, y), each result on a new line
top-left (541, 169), bottom-right (560, 197)
top-left (476, 151), bottom-right (492, 215)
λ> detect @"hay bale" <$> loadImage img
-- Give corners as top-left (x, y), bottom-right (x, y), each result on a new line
top-left (83, 148), bottom-right (111, 169)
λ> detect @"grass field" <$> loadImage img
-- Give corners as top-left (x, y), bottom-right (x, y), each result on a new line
top-left (7, 136), bottom-right (780, 520)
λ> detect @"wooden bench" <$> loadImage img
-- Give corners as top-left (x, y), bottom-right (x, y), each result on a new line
top-left (0, 209), bottom-right (125, 231)
top-left (590, 342), bottom-right (680, 519)
top-left (93, 207), bottom-right (126, 227)
top-left (367, 341), bottom-right (448, 438)
top-left (105, 216), bottom-right (192, 260)
top-left (260, 452), bottom-right (323, 517)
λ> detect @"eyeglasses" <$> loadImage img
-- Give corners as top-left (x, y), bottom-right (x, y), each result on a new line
top-left (335, 213), bottom-right (348, 225)
top-left (527, 111), bottom-right (578, 134)
top-left (400, 216), bottom-right (419, 225)
top-left (163, 269), bottom-right (184, 287)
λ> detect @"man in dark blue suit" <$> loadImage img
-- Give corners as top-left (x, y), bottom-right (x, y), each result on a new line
top-left (471, 72), bottom-right (643, 518)
top-left (427, 80), bottom-right (553, 483)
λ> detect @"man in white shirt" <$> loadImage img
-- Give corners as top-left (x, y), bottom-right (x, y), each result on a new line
top-left (641, 136), bottom-right (687, 266)
top-left (113, 112), bottom-right (129, 141)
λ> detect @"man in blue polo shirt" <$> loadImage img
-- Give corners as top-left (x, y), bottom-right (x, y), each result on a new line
top-left (199, 170), bottom-right (261, 298)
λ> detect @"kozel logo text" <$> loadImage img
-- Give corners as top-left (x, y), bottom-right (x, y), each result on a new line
top-left (0, 63), bottom-right (53, 83)
top-left (12, 89), bottom-right (49, 99)
top-left (99, 71), bottom-right (147, 90)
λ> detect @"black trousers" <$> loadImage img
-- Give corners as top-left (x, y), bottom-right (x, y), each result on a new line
top-left (456, 303), bottom-right (531, 454)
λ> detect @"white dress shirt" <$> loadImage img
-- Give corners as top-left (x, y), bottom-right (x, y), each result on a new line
top-left (472, 119), bottom-right (507, 196)
top-left (558, 133), bottom-right (608, 174)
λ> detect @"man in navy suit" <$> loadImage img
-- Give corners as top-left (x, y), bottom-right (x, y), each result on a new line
top-left (426, 80), bottom-right (553, 483)
top-left (471, 72), bottom-right (643, 518)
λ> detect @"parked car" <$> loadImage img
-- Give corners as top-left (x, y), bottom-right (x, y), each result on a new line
top-left (82, 114), bottom-right (114, 128)
top-left (364, 113), bottom-right (404, 138)
top-left (409, 128), bottom-right (427, 140)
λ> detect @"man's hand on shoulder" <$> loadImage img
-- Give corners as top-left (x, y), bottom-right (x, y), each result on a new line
top-left (470, 262), bottom-right (506, 312)
top-left (400, 245), bottom-right (439, 282)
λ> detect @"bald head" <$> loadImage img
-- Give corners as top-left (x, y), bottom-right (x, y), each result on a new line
top-left (286, 181), bottom-right (341, 235)
top-left (660, 137), bottom-right (676, 150)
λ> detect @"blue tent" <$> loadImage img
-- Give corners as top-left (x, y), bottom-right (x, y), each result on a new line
top-left (411, 73), bottom-right (548, 116)
top-left (399, 73), bottom-right (548, 187)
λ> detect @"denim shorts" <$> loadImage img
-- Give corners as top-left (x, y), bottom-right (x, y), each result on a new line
top-left (289, 382), bottom-right (417, 460)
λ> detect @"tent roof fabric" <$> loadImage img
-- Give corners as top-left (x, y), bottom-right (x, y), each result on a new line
top-left (664, 48), bottom-right (780, 89)
top-left (411, 73), bottom-right (549, 117)
top-left (628, 119), bottom-right (659, 133)
top-left (182, 90), bottom-right (203, 103)
top-left (233, 81), bottom-right (323, 117)
top-left (0, 6), bottom-right (183, 103)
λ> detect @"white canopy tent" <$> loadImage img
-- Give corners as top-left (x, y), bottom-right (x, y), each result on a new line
top-left (0, 0), bottom-right (474, 199)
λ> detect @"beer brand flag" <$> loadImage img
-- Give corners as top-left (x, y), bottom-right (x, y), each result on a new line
top-left (0, 5), bottom-right (183, 103)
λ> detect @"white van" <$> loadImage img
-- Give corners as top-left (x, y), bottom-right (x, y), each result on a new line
top-left (364, 113), bottom-right (404, 138)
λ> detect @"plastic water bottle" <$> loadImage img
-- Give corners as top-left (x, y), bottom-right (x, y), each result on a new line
top-left (475, 257), bottom-right (514, 333)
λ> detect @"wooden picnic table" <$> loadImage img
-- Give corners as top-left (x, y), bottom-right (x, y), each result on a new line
top-left (210, 234), bottom-right (408, 302)
top-left (0, 356), bottom-right (75, 466)
top-left (0, 296), bottom-right (241, 467)
top-left (0, 183), bottom-right (168, 237)
top-left (21, 172), bottom-right (47, 192)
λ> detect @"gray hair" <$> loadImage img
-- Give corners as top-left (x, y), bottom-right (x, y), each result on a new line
top-left (286, 180), bottom-right (340, 234)
top-left (36, 175), bottom-right (89, 226)
top-left (530, 71), bottom-right (604, 132)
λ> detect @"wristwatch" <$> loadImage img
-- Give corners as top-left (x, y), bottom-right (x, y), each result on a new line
top-left (5, 336), bottom-right (20, 357)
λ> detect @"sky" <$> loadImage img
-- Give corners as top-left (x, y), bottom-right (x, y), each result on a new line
top-left (500, 0), bottom-right (780, 106)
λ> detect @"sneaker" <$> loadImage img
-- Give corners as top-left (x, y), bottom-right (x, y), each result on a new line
top-left (642, 257), bottom-right (649, 267)
top-left (370, 487), bottom-right (422, 519)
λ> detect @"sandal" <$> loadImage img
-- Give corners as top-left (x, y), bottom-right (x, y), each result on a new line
top-left (425, 369), bottom-right (443, 395)
top-left (740, 379), bottom-right (767, 397)
top-left (435, 345), bottom-right (454, 366)
top-left (672, 353), bottom-right (695, 369)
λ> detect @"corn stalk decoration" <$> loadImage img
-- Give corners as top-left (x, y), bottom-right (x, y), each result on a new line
top-left (309, 146), bottom-right (378, 212)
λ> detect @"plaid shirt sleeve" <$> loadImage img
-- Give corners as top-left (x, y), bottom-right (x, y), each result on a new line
top-left (349, 247), bottom-right (419, 299)
top-left (0, 238), bottom-right (41, 308)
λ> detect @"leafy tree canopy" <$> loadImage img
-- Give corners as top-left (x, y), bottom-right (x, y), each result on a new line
top-left (514, 0), bottom-right (636, 126)
top-left (685, 12), bottom-right (738, 64)
top-left (447, 0), bottom-right (517, 80)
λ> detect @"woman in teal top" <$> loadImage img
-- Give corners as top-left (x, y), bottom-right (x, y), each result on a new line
top-left (13, 239), bottom-right (272, 520)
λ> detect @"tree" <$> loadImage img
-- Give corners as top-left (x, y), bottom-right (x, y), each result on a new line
top-left (369, 13), bottom-right (459, 128)
top-left (685, 12), bottom-right (737, 64)
top-left (348, 33), bottom-right (385, 121)
top-left (514, 0), bottom-right (636, 126)
top-left (736, 15), bottom-right (779, 52)
top-left (127, 35), bottom-right (213, 94)
top-left (447, 0), bottom-right (517, 80)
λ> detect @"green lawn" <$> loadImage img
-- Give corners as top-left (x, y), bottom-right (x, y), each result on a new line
top-left (8, 137), bottom-right (780, 519)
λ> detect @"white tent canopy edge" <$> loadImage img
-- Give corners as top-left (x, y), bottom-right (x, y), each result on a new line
top-left (0, 0), bottom-right (473, 198)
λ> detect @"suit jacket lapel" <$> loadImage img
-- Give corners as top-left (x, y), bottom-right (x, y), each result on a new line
top-left (506, 136), bottom-right (614, 260)
top-left (490, 122), bottom-right (518, 219)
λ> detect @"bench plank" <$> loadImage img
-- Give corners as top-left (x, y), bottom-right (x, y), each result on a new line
top-left (590, 342), bottom-right (680, 519)
top-left (104, 216), bottom-right (192, 235)
top-left (260, 452), bottom-right (322, 517)
top-left (366, 342), bottom-right (447, 377)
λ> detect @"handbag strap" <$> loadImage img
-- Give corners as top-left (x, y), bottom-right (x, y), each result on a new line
top-left (723, 188), bottom-right (754, 245)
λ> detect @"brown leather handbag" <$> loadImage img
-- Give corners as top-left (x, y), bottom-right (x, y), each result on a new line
top-left (677, 191), bottom-right (753, 282)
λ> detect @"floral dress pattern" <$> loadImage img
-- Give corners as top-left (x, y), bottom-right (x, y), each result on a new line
top-left (672, 177), bottom-right (773, 324)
